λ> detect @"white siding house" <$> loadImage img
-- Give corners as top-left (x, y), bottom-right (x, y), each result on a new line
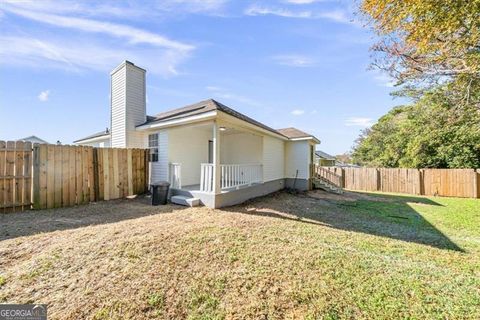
top-left (75, 60), bottom-right (320, 208)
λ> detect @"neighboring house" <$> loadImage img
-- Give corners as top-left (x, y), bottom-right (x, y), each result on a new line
top-left (315, 150), bottom-right (337, 166)
top-left (75, 61), bottom-right (320, 208)
top-left (73, 129), bottom-right (110, 147)
top-left (17, 135), bottom-right (49, 144)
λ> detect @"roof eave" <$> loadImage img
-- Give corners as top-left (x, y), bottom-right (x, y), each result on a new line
top-left (136, 110), bottom-right (218, 131)
top-left (289, 136), bottom-right (320, 143)
top-left (74, 134), bottom-right (110, 144)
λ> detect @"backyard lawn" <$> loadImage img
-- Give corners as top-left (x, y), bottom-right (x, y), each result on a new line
top-left (0, 190), bottom-right (479, 319)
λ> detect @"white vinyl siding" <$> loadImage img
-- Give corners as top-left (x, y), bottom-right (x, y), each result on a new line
top-left (111, 66), bottom-right (126, 147)
top-left (262, 136), bottom-right (285, 182)
top-left (150, 131), bottom-right (168, 183)
top-left (221, 132), bottom-right (262, 164)
top-left (285, 140), bottom-right (310, 179)
top-left (110, 62), bottom-right (146, 148)
top-left (168, 126), bottom-right (211, 186)
top-left (125, 63), bottom-right (146, 147)
top-left (77, 138), bottom-right (111, 148)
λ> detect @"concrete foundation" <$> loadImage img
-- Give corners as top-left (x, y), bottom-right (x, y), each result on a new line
top-left (171, 178), bottom-right (303, 208)
top-left (285, 178), bottom-right (310, 191)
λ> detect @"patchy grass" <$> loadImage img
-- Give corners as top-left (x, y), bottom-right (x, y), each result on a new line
top-left (0, 191), bottom-right (479, 319)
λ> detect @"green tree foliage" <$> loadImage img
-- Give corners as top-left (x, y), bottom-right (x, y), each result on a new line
top-left (352, 89), bottom-right (480, 168)
top-left (354, 0), bottom-right (480, 168)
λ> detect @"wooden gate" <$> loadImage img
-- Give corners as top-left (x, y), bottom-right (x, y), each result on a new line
top-left (0, 141), bottom-right (33, 212)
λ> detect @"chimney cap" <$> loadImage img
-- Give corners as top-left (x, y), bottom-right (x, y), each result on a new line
top-left (110, 60), bottom-right (146, 75)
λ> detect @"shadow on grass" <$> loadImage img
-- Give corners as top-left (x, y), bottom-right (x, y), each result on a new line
top-left (226, 190), bottom-right (464, 252)
top-left (0, 196), bottom-right (187, 242)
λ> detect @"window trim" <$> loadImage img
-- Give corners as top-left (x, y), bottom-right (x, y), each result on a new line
top-left (148, 133), bottom-right (159, 162)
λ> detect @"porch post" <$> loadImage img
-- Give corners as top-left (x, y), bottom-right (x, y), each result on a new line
top-left (212, 120), bottom-right (221, 195)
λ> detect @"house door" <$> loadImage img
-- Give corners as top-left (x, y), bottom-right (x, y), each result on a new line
top-left (208, 140), bottom-right (213, 163)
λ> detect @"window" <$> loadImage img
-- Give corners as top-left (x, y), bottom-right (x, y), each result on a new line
top-left (148, 133), bottom-right (159, 162)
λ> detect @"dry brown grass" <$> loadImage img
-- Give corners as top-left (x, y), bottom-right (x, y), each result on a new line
top-left (0, 190), bottom-right (479, 319)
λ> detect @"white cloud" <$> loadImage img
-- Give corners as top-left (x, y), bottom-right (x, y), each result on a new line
top-left (156, 0), bottom-right (229, 14)
top-left (38, 90), bottom-right (50, 102)
top-left (245, 5), bottom-right (351, 24)
top-left (205, 86), bottom-right (222, 91)
top-left (245, 5), bottom-right (312, 18)
top-left (205, 86), bottom-right (259, 106)
top-left (0, 36), bottom-right (188, 76)
top-left (345, 117), bottom-right (374, 127)
top-left (284, 0), bottom-right (321, 4)
top-left (272, 54), bottom-right (316, 67)
top-left (291, 109), bottom-right (305, 115)
top-left (2, 6), bottom-right (193, 52)
top-left (1, 0), bottom-right (228, 18)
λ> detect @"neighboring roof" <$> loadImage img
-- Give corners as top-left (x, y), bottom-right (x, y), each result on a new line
top-left (276, 127), bottom-right (311, 139)
top-left (74, 129), bottom-right (110, 143)
top-left (276, 127), bottom-right (319, 143)
top-left (18, 135), bottom-right (49, 144)
top-left (315, 150), bottom-right (336, 160)
top-left (140, 99), bottom-right (286, 138)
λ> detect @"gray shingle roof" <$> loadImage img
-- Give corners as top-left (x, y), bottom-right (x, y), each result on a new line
top-left (276, 127), bottom-right (312, 139)
top-left (141, 99), bottom-right (286, 138)
top-left (76, 99), bottom-right (320, 144)
top-left (315, 150), bottom-right (335, 160)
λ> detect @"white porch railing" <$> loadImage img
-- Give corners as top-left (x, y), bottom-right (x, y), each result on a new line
top-left (200, 163), bottom-right (214, 192)
top-left (221, 164), bottom-right (262, 189)
top-left (169, 163), bottom-right (182, 189)
top-left (200, 163), bottom-right (263, 192)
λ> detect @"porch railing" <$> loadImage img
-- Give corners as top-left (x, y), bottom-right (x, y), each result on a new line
top-left (200, 163), bottom-right (214, 192)
top-left (200, 163), bottom-right (263, 192)
top-left (169, 163), bottom-right (182, 189)
top-left (221, 164), bottom-right (262, 189)
top-left (315, 165), bottom-right (343, 188)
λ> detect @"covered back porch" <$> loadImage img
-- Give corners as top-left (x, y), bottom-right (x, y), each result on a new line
top-left (167, 120), bottom-right (264, 198)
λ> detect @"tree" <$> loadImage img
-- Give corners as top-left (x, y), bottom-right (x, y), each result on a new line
top-left (361, 0), bottom-right (480, 106)
top-left (352, 88), bottom-right (480, 168)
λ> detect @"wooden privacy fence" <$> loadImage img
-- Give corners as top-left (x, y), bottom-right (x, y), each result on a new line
top-left (317, 166), bottom-right (480, 198)
top-left (0, 140), bottom-right (149, 212)
top-left (0, 141), bottom-right (33, 212)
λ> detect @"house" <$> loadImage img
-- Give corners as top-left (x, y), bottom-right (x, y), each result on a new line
top-left (315, 150), bottom-right (337, 166)
top-left (75, 61), bottom-right (319, 208)
top-left (17, 135), bottom-right (49, 144)
top-left (73, 129), bottom-right (110, 147)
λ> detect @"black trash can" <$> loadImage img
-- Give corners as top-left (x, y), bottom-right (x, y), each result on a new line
top-left (151, 181), bottom-right (170, 205)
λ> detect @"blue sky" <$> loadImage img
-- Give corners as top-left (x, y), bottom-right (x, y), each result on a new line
top-left (0, 0), bottom-right (402, 155)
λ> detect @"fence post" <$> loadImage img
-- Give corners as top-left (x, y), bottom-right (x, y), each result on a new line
top-left (145, 149), bottom-right (149, 193)
top-left (474, 169), bottom-right (479, 199)
top-left (32, 144), bottom-right (40, 209)
top-left (376, 168), bottom-right (381, 191)
top-left (419, 169), bottom-right (424, 195)
top-left (93, 148), bottom-right (100, 202)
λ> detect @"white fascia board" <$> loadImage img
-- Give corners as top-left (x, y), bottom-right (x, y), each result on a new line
top-left (136, 110), bottom-right (217, 131)
top-left (74, 134), bottom-right (111, 144)
top-left (289, 136), bottom-right (321, 144)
